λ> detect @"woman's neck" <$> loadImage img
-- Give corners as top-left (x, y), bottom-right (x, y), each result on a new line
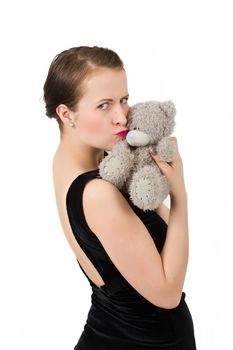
top-left (56, 137), bottom-right (105, 170)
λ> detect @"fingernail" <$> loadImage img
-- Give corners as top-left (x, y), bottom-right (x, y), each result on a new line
top-left (149, 146), bottom-right (158, 155)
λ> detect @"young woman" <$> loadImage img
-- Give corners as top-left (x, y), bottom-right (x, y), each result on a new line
top-left (43, 46), bottom-right (196, 349)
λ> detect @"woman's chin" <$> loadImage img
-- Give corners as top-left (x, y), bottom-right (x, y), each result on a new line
top-left (105, 143), bottom-right (114, 152)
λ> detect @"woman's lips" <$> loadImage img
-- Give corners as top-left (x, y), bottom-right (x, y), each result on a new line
top-left (115, 129), bottom-right (129, 138)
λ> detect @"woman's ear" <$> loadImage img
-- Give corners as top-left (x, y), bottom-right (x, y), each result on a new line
top-left (56, 104), bottom-right (74, 125)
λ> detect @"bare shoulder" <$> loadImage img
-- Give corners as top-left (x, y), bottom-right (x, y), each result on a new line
top-left (82, 177), bottom-right (148, 244)
top-left (83, 178), bottom-right (134, 218)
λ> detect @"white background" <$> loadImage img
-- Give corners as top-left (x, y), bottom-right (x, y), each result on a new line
top-left (0, 0), bottom-right (232, 349)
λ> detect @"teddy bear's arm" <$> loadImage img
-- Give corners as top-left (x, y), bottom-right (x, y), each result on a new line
top-left (156, 137), bottom-right (176, 162)
top-left (98, 140), bottom-right (134, 189)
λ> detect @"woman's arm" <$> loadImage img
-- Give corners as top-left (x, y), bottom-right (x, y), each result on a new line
top-left (154, 196), bottom-right (188, 300)
top-left (154, 203), bottom-right (170, 225)
top-left (83, 179), bottom-right (187, 309)
top-left (82, 138), bottom-right (189, 309)
top-left (160, 192), bottom-right (189, 299)
top-left (150, 137), bottom-right (189, 303)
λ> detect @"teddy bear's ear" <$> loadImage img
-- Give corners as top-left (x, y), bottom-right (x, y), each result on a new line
top-left (159, 100), bottom-right (176, 136)
top-left (160, 100), bottom-right (176, 118)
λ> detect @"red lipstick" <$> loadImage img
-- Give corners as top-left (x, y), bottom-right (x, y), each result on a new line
top-left (115, 129), bottom-right (129, 138)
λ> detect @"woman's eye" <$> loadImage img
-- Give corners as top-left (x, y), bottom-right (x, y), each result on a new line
top-left (121, 97), bottom-right (129, 104)
top-left (98, 97), bottom-right (128, 110)
top-left (98, 102), bottom-right (109, 110)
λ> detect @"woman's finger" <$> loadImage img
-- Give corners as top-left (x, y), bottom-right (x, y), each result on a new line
top-left (150, 152), bottom-right (172, 176)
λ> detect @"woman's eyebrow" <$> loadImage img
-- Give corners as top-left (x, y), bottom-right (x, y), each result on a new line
top-left (97, 94), bottom-right (129, 103)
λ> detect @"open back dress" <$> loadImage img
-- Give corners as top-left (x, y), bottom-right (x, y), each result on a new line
top-left (66, 168), bottom-right (196, 350)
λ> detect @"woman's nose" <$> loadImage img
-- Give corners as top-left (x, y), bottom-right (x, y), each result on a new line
top-left (113, 105), bottom-right (128, 125)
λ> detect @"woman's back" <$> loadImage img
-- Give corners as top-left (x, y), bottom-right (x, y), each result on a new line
top-left (53, 150), bottom-right (106, 289)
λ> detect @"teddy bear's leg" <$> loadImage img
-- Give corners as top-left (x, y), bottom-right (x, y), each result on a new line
top-left (128, 165), bottom-right (170, 211)
top-left (99, 141), bottom-right (134, 189)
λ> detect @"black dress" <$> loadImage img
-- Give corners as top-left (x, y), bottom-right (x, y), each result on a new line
top-left (66, 169), bottom-right (196, 350)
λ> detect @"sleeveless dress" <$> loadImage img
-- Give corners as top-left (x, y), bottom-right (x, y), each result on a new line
top-left (66, 169), bottom-right (197, 350)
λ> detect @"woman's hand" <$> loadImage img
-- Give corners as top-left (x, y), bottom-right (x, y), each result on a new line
top-left (150, 137), bottom-right (187, 200)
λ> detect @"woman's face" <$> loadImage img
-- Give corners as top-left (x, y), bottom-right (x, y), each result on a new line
top-left (73, 67), bottom-right (129, 151)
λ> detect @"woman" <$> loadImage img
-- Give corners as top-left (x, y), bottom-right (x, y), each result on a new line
top-left (43, 46), bottom-right (196, 349)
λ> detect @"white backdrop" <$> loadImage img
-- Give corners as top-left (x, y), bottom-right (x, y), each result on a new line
top-left (0, 0), bottom-right (232, 349)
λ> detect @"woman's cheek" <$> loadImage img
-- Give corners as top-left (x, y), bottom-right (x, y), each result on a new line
top-left (80, 118), bottom-right (102, 134)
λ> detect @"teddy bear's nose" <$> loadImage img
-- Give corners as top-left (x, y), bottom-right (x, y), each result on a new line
top-left (126, 130), bottom-right (150, 147)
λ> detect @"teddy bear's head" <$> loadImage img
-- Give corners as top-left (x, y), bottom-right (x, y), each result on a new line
top-left (126, 100), bottom-right (176, 146)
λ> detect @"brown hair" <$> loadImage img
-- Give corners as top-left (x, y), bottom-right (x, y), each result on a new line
top-left (43, 46), bottom-right (124, 132)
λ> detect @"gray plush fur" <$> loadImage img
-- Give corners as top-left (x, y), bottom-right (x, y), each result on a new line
top-left (98, 100), bottom-right (176, 211)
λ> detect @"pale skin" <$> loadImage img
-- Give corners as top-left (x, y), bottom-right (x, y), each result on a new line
top-left (53, 67), bottom-right (189, 309)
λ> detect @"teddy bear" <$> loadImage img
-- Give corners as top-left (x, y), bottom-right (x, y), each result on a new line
top-left (98, 100), bottom-right (177, 211)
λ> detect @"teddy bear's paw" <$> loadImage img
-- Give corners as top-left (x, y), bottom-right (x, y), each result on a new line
top-left (99, 150), bottom-right (134, 188)
top-left (102, 156), bottom-right (122, 176)
top-left (99, 155), bottom-right (124, 186)
top-left (129, 165), bottom-right (170, 211)
top-left (157, 137), bottom-right (176, 162)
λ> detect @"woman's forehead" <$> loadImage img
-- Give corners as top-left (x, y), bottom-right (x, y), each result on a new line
top-left (83, 68), bottom-right (128, 98)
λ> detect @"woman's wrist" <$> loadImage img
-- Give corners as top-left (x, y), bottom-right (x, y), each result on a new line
top-left (170, 190), bottom-right (188, 206)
